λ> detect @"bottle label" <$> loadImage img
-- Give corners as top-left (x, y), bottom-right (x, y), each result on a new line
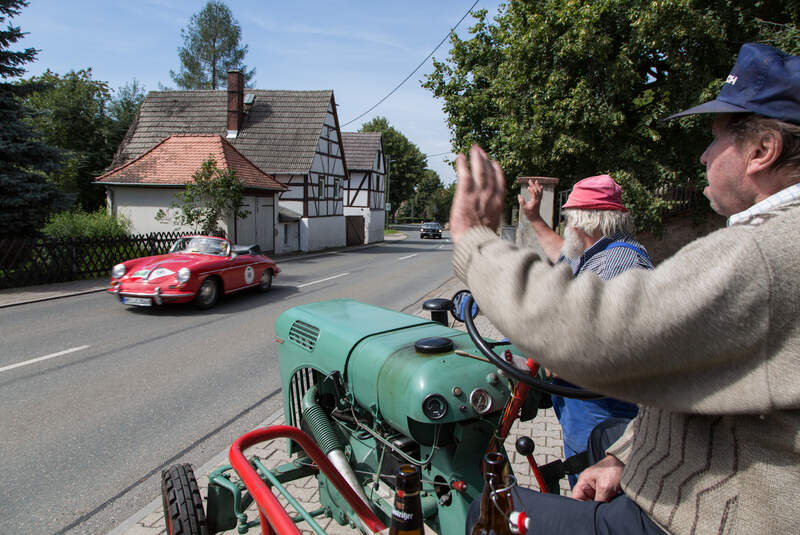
top-left (392, 491), bottom-right (422, 531)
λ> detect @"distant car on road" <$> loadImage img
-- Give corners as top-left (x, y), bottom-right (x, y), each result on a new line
top-left (108, 235), bottom-right (280, 309)
top-left (420, 222), bottom-right (443, 239)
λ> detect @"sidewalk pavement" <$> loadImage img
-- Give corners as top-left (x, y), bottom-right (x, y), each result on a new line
top-left (0, 231), bottom-right (568, 534)
top-left (0, 232), bottom-right (410, 309)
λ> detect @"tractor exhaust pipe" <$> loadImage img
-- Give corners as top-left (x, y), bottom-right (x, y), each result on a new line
top-left (302, 386), bottom-right (372, 507)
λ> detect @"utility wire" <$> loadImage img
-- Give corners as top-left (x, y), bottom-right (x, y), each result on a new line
top-left (341, 0), bottom-right (480, 128)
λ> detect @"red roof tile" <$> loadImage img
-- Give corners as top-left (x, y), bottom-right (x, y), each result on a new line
top-left (96, 135), bottom-right (287, 192)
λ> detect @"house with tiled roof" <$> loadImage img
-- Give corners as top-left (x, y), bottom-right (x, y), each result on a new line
top-left (100, 71), bottom-right (351, 254)
top-left (96, 135), bottom-right (286, 248)
top-left (340, 132), bottom-right (386, 245)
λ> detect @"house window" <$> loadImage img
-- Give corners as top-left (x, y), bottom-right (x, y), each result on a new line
top-left (334, 179), bottom-right (340, 199)
top-left (318, 176), bottom-right (325, 198)
top-left (284, 224), bottom-right (288, 244)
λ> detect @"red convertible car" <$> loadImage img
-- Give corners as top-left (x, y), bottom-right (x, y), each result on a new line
top-left (108, 235), bottom-right (280, 309)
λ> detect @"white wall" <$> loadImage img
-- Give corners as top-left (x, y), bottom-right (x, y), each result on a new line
top-left (302, 215), bottom-right (345, 251)
top-left (110, 186), bottom-right (233, 236)
top-left (367, 209), bottom-right (385, 243)
top-left (275, 221), bottom-right (300, 255)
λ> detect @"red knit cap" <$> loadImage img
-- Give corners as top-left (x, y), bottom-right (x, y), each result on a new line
top-left (561, 174), bottom-right (627, 211)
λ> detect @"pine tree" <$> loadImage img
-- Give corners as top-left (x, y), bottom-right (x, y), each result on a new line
top-left (170, 1), bottom-right (255, 89)
top-left (0, 0), bottom-right (62, 236)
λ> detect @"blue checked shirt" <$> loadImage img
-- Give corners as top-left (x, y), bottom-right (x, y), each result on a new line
top-left (727, 182), bottom-right (800, 227)
top-left (559, 232), bottom-right (654, 279)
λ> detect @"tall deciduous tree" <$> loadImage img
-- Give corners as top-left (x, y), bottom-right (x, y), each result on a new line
top-left (0, 0), bottom-right (62, 236)
top-left (171, 0), bottom-right (254, 90)
top-left (415, 169), bottom-right (444, 221)
top-left (424, 1), bottom-right (800, 232)
top-left (22, 68), bottom-right (113, 209)
top-left (359, 117), bottom-right (428, 218)
top-left (106, 79), bottom-right (146, 150)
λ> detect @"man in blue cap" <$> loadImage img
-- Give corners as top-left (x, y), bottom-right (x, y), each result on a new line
top-left (457, 43), bottom-right (800, 534)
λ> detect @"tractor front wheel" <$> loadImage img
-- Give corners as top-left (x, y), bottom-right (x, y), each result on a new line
top-left (161, 463), bottom-right (208, 535)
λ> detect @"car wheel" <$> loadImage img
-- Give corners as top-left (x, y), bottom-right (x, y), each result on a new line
top-left (258, 268), bottom-right (273, 292)
top-left (193, 278), bottom-right (219, 309)
top-left (161, 464), bottom-right (208, 535)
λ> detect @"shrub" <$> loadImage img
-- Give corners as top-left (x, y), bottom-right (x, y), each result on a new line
top-left (42, 208), bottom-right (131, 238)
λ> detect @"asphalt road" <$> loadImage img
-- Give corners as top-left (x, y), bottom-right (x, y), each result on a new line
top-left (0, 232), bottom-right (454, 534)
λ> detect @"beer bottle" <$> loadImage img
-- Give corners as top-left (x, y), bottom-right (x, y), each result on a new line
top-left (471, 452), bottom-right (514, 535)
top-left (389, 464), bottom-right (425, 535)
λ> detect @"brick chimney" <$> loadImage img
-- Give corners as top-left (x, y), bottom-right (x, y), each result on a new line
top-left (227, 70), bottom-right (244, 138)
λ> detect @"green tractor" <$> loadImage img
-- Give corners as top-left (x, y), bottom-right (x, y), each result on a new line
top-left (161, 294), bottom-right (599, 535)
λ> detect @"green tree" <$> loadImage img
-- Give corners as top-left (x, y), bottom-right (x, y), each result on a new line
top-left (359, 116), bottom-right (428, 219)
top-left (0, 0), bottom-right (62, 236)
top-left (155, 157), bottom-right (250, 235)
top-left (106, 79), bottom-right (146, 151)
top-left (424, 1), bottom-right (800, 232)
top-left (170, 0), bottom-right (254, 90)
top-left (415, 169), bottom-right (444, 221)
top-left (22, 68), bottom-right (113, 209)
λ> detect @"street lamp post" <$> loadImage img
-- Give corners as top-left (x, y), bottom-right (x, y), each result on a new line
top-left (385, 157), bottom-right (394, 226)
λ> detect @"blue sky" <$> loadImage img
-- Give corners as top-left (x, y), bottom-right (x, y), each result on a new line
top-left (14, 0), bottom-right (505, 184)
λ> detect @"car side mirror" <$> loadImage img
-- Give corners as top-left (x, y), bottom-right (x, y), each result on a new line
top-left (230, 252), bottom-right (238, 259)
top-left (451, 289), bottom-right (479, 322)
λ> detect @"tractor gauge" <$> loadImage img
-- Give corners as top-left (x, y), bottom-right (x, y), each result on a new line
top-left (469, 388), bottom-right (493, 415)
top-left (422, 394), bottom-right (448, 420)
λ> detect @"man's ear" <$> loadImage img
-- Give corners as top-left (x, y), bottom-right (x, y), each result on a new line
top-left (747, 129), bottom-right (783, 175)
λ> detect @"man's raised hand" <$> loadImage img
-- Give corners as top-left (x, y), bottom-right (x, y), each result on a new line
top-left (450, 145), bottom-right (506, 243)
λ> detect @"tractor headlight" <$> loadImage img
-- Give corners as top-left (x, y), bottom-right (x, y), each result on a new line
top-left (177, 267), bottom-right (191, 283)
top-left (112, 264), bottom-right (126, 279)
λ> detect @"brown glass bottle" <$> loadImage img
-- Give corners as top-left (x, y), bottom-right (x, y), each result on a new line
top-left (389, 464), bottom-right (425, 535)
top-left (471, 452), bottom-right (514, 535)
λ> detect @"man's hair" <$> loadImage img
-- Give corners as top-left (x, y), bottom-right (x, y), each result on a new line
top-left (564, 208), bottom-right (635, 237)
top-left (727, 115), bottom-right (800, 180)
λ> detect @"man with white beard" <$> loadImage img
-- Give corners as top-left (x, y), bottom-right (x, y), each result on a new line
top-left (519, 174), bottom-right (653, 486)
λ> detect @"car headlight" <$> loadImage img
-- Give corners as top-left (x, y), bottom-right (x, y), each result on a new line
top-left (177, 267), bottom-right (191, 283)
top-left (148, 267), bottom-right (175, 280)
top-left (112, 264), bottom-right (126, 279)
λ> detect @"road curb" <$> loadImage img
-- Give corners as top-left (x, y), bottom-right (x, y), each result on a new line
top-left (0, 234), bottom-right (410, 309)
top-left (0, 286), bottom-right (108, 309)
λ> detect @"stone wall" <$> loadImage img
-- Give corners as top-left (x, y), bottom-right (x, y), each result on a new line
top-left (637, 213), bottom-right (726, 265)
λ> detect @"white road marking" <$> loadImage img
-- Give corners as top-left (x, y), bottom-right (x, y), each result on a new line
top-left (398, 253), bottom-right (419, 260)
top-left (297, 272), bottom-right (350, 288)
top-left (0, 345), bottom-right (91, 374)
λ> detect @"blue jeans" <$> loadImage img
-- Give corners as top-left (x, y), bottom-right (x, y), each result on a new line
top-left (551, 380), bottom-right (638, 486)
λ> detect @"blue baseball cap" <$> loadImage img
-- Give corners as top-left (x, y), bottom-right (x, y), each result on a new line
top-left (666, 43), bottom-right (800, 125)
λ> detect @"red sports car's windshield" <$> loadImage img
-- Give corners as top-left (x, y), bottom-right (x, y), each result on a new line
top-left (169, 237), bottom-right (230, 256)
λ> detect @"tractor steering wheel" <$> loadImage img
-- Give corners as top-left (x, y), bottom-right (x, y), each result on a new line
top-left (462, 295), bottom-right (605, 400)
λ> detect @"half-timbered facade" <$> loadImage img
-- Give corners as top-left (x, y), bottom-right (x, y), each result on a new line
top-left (106, 71), bottom-right (348, 254)
top-left (340, 132), bottom-right (385, 245)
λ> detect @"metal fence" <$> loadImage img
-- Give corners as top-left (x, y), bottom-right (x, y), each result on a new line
top-left (0, 231), bottom-right (191, 290)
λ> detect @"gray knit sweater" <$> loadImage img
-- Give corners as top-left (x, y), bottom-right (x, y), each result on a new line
top-left (452, 202), bottom-right (800, 534)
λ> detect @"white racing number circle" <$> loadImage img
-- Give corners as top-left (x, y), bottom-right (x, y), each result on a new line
top-left (244, 266), bottom-right (255, 284)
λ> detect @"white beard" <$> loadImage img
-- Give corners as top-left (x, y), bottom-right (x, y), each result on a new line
top-left (561, 227), bottom-right (586, 259)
